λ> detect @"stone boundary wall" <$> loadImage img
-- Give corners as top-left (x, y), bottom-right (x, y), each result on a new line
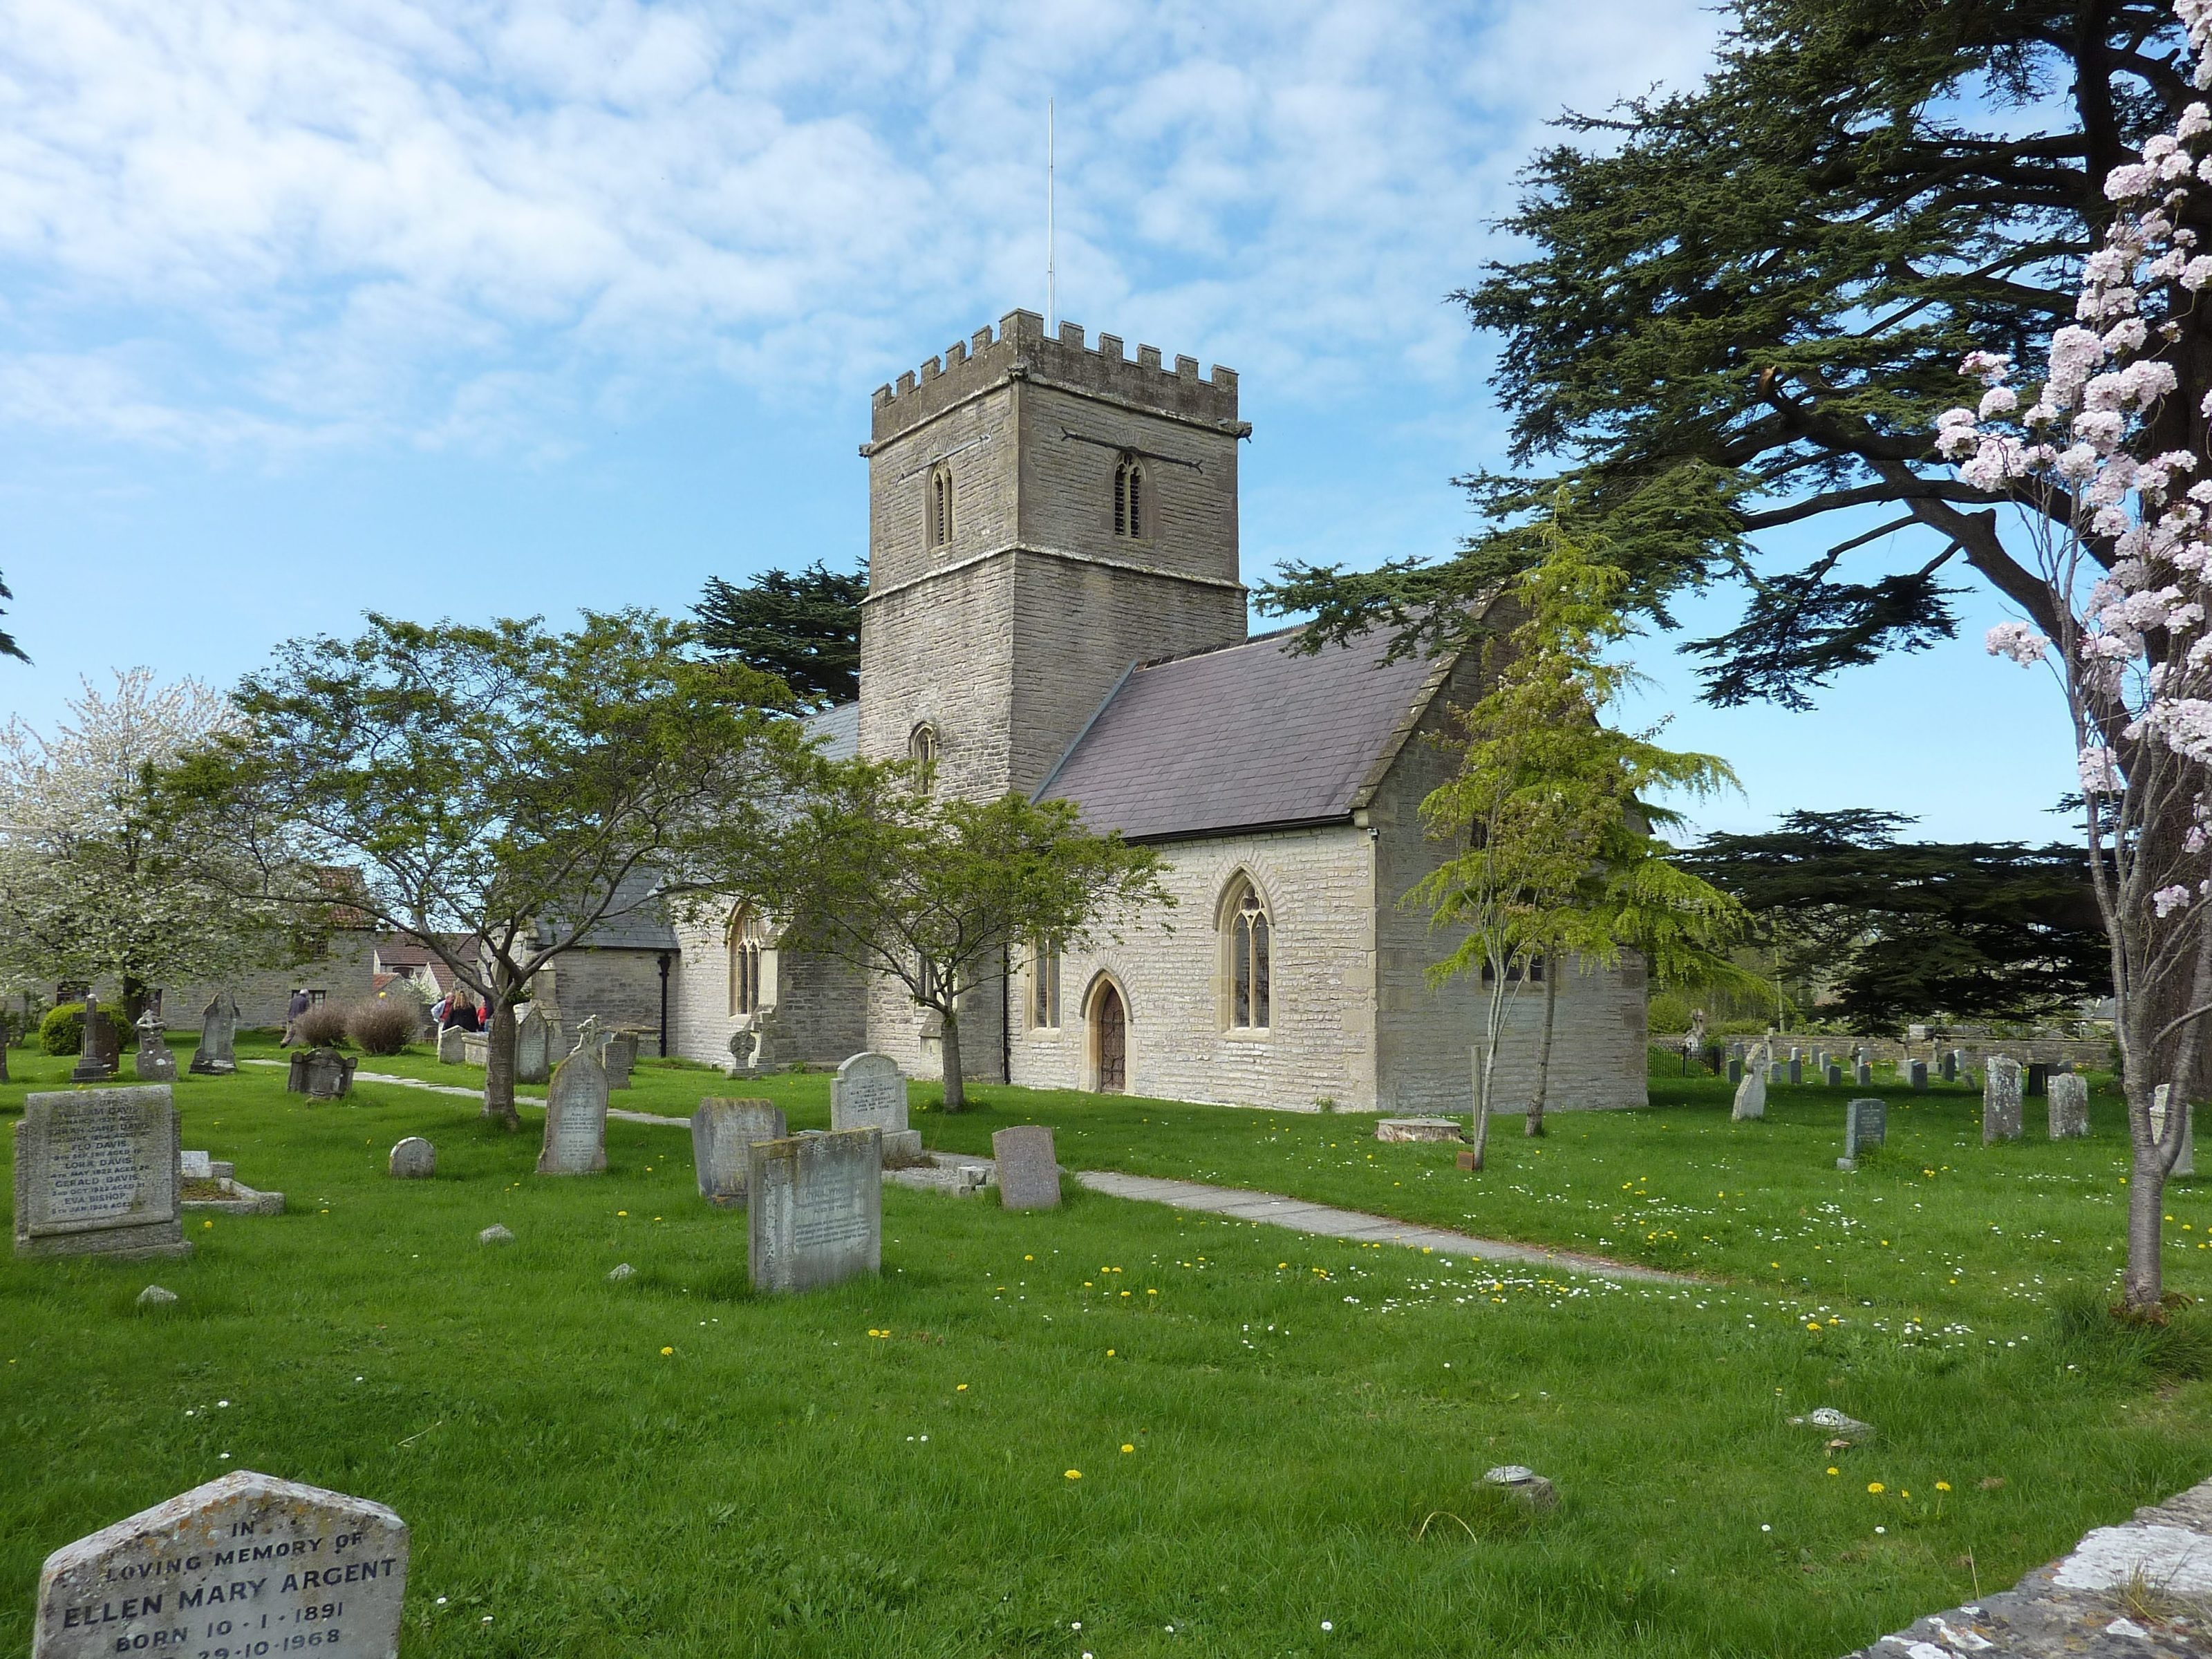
top-left (1659, 1033), bottom-right (2112, 1070)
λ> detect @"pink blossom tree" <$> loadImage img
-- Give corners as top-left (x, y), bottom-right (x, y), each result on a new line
top-left (1943, 0), bottom-right (2212, 1314)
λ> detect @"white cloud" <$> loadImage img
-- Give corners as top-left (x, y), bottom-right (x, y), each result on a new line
top-left (0, 0), bottom-right (1720, 453)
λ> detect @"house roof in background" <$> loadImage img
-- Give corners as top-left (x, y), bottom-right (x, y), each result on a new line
top-left (805, 700), bottom-right (859, 759)
top-left (1037, 627), bottom-right (1452, 843)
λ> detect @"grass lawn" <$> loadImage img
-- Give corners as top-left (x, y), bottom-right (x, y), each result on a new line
top-left (2, 1036), bottom-right (2208, 1658)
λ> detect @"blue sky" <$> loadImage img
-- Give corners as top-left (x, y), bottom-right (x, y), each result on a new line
top-left (0, 0), bottom-right (2074, 845)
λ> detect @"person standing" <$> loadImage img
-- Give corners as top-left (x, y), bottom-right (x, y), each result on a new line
top-left (281, 988), bottom-right (311, 1047)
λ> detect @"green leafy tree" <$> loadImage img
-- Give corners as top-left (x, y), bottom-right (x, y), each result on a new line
top-left (170, 611), bottom-right (808, 1128)
top-left (694, 561), bottom-right (866, 708)
top-left (1414, 512), bottom-right (1755, 1161)
top-left (1682, 810), bottom-right (2112, 1034)
top-left (775, 767), bottom-right (1170, 1112)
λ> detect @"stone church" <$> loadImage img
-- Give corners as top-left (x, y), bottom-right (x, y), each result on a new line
top-left (662, 308), bottom-right (1648, 1114)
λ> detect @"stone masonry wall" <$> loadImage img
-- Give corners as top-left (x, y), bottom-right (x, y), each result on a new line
top-left (858, 556), bottom-right (1015, 788)
top-left (669, 912), bottom-right (867, 1069)
top-left (1009, 825), bottom-right (1379, 1110)
top-left (169, 930), bottom-right (381, 1031)
top-left (1366, 668), bottom-right (1649, 1113)
top-left (543, 948), bottom-right (668, 1054)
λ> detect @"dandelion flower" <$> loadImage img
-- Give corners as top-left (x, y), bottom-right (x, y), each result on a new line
top-left (617, 1210), bottom-right (628, 1217)
top-left (1121, 1443), bottom-right (1134, 1454)
top-left (1936, 1481), bottom-right (1951, 1492)
top-left (957, 1384), bottom-right (968, 1392)
top-left (1106, 1349), bottom-right (1115, 1357)
top-left (1900, 1490), bottom-right (1911, 1499)
top-left (1827, 1468), bottom-right (1839, 1477)
top-left (1065, 1470), bottom-right (1082, 1480)
top-left (203, 1220), bottom-right (215, 1230)
top-left (1868, 1482), bottom-right (1884, 1494)
top-left (659, 1347), bottom-right (673, 1356)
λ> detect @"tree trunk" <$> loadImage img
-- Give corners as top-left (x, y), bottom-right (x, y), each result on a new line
top-left (2123, 1112), bottom-right (2168, 1312)
top-left (481, 993), bottom-right (521, 1131)
top-left (1467, 1036), bottom-right (1497, 1172)
top-left (1526, 962), bottom-right (1559, 1137)
top-left (940, 1009), bottom-right (966, 1113)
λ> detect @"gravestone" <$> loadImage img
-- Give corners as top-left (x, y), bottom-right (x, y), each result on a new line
top-left (31, 1469), bottom-right (406, 1659)
top-left (2048, 1074), bottom-right (2090, 1139)
top-left (388, 1136), bottom-right (435, 1179)
top-left (132, 1011), bottom-right (176, 1083)
top-left (1908, 1023), bottom-right (1929, 1042)
top-left (993, 1125), bottom-right (1062, 1208)
top-left (1767, 1061), bottom-right (1785, 1085)
top-left (513, 1002), bottom-right (559, 1085)
top-left (536, 1018), bottom-right (612, 1175)
top-left (302, 1049), bottom-right (357, 1100)
top-left (2151, 1085), bottom-right (2196, 1177)
top-left (285, 1051), bottom-right (310, 1094)
top-left (748, 1127), bottom-right (881, 1293)
top-left (691, 1098), bottom-right (785, 1206)
top-left (1839, 1097), bottom-right (1887, 1170)
top-left (1732, 1045), bottom-right (1769, 1122)
top-left (13, 1086), bottom-right (187, 1260)
top-left (606, 1031), bottom-right (639, 1090)
top-left (1726, 1058), bottom-right (1742, 1084)
top-left (180, 1150), bottom-right (212, 1179)
top-left (1788, 1057), bottom-right (1803, 1085)
top-left (71, 997), bottom-right (118, 1082)
top-left (1826, 1063), bottom-right (1844, 1086)
top-left (2026, 1062), bottom-right (2051, 1098)
top-left (1855, 1061), bottom-right (1873, 1086)
top-left (187, 993), bottom-right (239, 1076)
top-left (1728, 1041), bottom-right (1745, 1062)
top-left (435, 1026), bottom-right (466, 1065)
top-left (831, 1051), bottom-right (924, 1167)
top-left (1940, 1050), bottom-right (1958, 1083)
top-left (1984, 1056), bottom-right (2024, 1143)
top-left (1909, 1060), bottom-right (1928, 1091)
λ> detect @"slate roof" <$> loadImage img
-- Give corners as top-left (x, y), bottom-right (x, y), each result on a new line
top-left (1038, 627), bottom-right (1452, 843)
top-left (805, 700), bottom-right (859, 759)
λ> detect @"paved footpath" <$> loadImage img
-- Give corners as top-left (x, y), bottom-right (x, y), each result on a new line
top-left (252, 1061), bottom-right (1677, 1282)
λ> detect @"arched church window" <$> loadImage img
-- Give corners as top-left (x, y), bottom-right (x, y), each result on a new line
top-left (728, 906), bottom-right (769, 1015)
top-left (928, 462), bottom-right (954, 550)
top-left (1113, 453), bottom-right (1145, 541)
top-left (1224, 875), bottom-right (1271, 1031)
top-left (1031, 939), bottom-right (1062, 1031)
top-left (908, 722), bottom-right (940, 779)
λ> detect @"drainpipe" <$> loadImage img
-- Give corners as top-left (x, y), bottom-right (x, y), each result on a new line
top-left (656, 951), bottom-right (672, 1059)
top-left (1000, 944), bottom-right (1012, 1087)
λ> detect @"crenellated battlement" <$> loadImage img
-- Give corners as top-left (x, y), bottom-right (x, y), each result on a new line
top-left (868, 309), bottom-right (1239, 447)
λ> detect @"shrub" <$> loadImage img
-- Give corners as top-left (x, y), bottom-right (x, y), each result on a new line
top-left (348, 998), bottom-right (418, 1056)
top-left (39, 1003), bottom-right (133, 1057)
top-left (292, 1001), bottom-right (352, 1048)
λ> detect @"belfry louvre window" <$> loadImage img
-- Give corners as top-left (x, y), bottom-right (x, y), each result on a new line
top-left (928, 462), bottom-right (954, 550)
top-left (1113, 454), bottom-right (1145, 540)
top-left (1225, 877), bottom-right (1271, 1031)
top-left (728, 906), bottom-right (769, 1015)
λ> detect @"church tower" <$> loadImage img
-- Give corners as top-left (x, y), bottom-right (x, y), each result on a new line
top-left (856, 309), bottom-right (1250, 1076)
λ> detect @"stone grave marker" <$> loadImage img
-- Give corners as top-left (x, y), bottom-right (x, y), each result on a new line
top-left (1908, 1023), bottom-right (1929, 1042)
top-left (993, 1125), bottom-right (1062, 1208)
top-left (1909, 1060), bottom-right (1928, 1091)
top-left (1839, 1098), bottom-right (1887, 1170)
top-left (1984, 1056), bottom-right (2024, 1143)
top-left (605, 1030), bottom-right (639, 1090)
top-left (388, 1137), bottom-right (435, 1179)
top-left (14, 1086), bottom-right (187, 1261)
top-left (748, 1127), bottom-right (881, 1293)
top-left (1732, 1046), bottom-right (1768, 1122)
top-left (71, 997), bottom-right (118, 1083)
top-left (302, 1049), bottom-right (357, 1100)
top-left (691, 1098), bottom-right (785, 1206)
top-left (31, 1468), bottom-right (407, 1659)
top-left (1767, 1061), bottom-right (1784, 1085)
top-left (536, 1018), bottom-right (612, 1175)
top-left (1855, 1060), bottom-right (1873, 1086)
top-left (513, 1002), bottom-right (559, 1085)
top-left (830, 1051), bottom-right (924, 1167)
top-left (187, 993), bottom-right (239, 1077)
top-left (1728, 1041), bottom-right (1745, 1063)
top-left (2048, 1074), bottom-right (2090, 1139)
top-left (285, 1050), bottom-right (310, 1094)
top-left (1940, 1050), bottom-right (1958, 1083)
top-left (2151, 1085), bottom-right (2197, 1177)
top-left (1726, 1058), bottom-right (1742, 1084)
top-left (1825, 1063), bottom-right (1844, 1086)
top-left (1788, 1057), bottom-right (1803, 1085)
top-left (435, 1026), bottom-right (466, 1065)
top-left (180, 1150), bottom-right (212, 1179)
top-left (132, 1011), bottom-right (176, 1084)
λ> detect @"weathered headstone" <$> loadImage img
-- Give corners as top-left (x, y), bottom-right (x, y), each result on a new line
top-left (536, 1018), bottom-right (612, 1175)
top-left (180, 1150), bottom-right (213, 1179)
top-left (285, 1050), bottom-right (311, 1094)
top-left (132, 1011), bottom-right (176, 1083)
top-left (31, 1469), bottom-right (407, 1659)
top-left (2048, 1074), bottom-right (2090, 1139)
top-left (1767, 1061), bottom-right (1785, 1085)
top-left (831, 1051), bottom-right (924, 1167)
top-left (13, 1087), bottom-right (187, 1260)
top-left (691, 1098), bottom-right (785, 1206)
top-left (478, 1223), bottom-right (513, 1246)
top-left (748, 1127), bottom-right (881, 1292)
top-left (1940, 1049), bottom-right (1958, 1083)
top-left (71, 996), bottom-right (118, 1082)
top-left (388, 1137), bottom-right (435, 1179)
top-left (1825, 1063), bottom-right (1844, 1087)
top-left (1788, 1057), bottom-right (1803, 1085)
top-left (1726, 1058), bottom-right (1743, 1084)
top-left (1481, 1465), bottom-right (1558, 1511)
top-left (1855, 1060), bottom-right (1873, 1086)
top-left (2026, 1062), bottom-right (2051, 1098)
top-left (513, 1002), bottom-right (559, 1085)
top-left (1728, 1041), bottom-right (1745, 1062)
top-left (1909, 1060), bottom-right (1928, 1092)
top-left (2151, 1084), bottom-right (2196, 1177)
top-left (1908, 1023), bottom-right (1929, 1042)
top-left (1840, 1097), bottom-right (1886, 1170)
top-left (1984, 1055), bottom-right (2024, 1143)
top-left (606, 1031), bottom-right (639, 1090)
top-left (1732, 1062), bottom-right (1768, 1123)
top-left (992, 1125), bottom-right (1062, 1208)
top-left (435, 1025), bottom-right (466, 1065)
top-left (187, 993), bottom-right (239, 1077)
top-left (302, 1048), bottom-right (357, 1100)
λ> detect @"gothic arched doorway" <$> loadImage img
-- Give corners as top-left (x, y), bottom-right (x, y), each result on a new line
top-left (1092, 982), bottom-right (1127, 1094)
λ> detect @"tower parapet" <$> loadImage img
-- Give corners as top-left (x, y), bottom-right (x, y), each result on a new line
top-left (867, 310), bottom-right (1242, 451)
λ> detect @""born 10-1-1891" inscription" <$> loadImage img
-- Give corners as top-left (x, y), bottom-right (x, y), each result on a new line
top-left (35, 1470), bottom-right (409, 1659)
